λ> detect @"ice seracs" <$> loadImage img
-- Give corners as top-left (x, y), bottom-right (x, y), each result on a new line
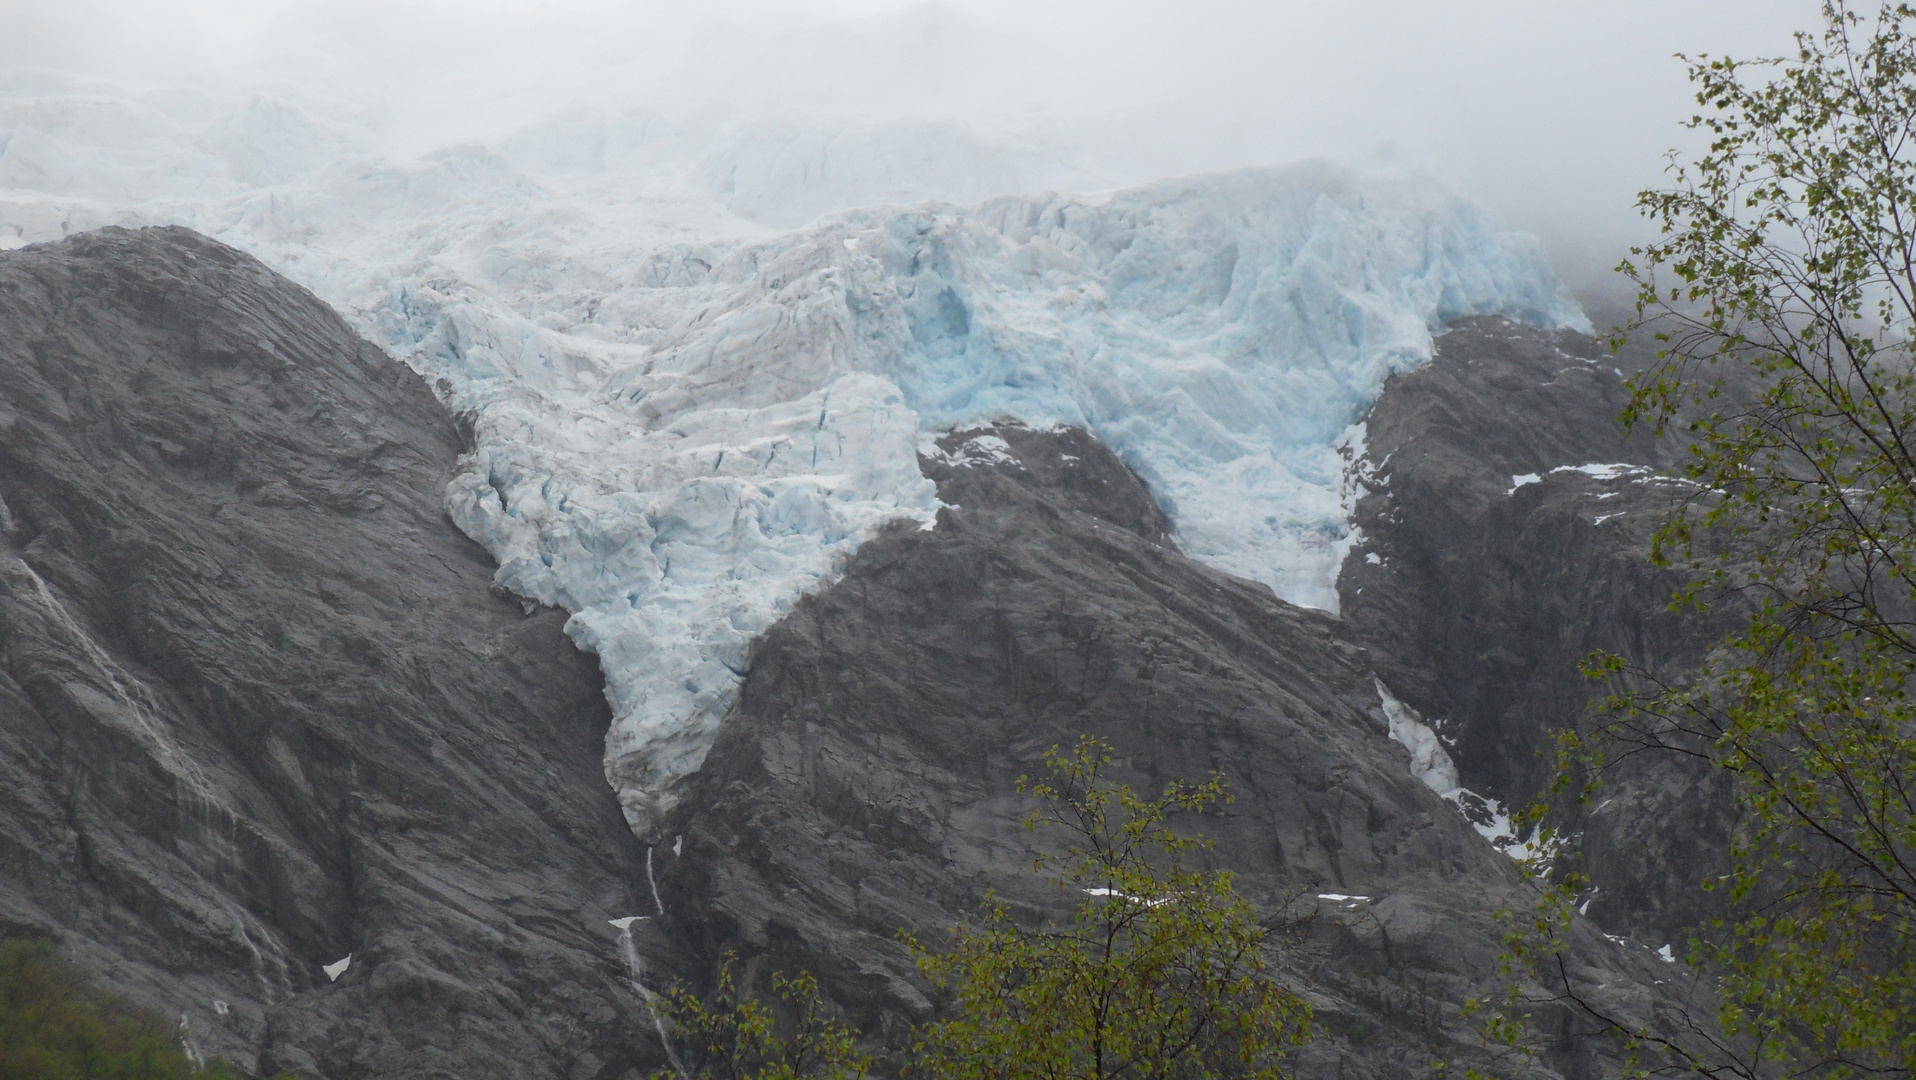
top-left (1, 81), bottom-right (1588, 839)
top-left (431, 167), bottom-right (1584, 834)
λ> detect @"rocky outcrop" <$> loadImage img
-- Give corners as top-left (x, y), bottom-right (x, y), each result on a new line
top-left (0, 227), bottom-right (1721, 1080)
top-left (1338, 316), bottom-right (1739, 945)
top-left (651, 420), bottom-right (1678, 1080)
top-left (0, 227), bottom-right (657, 1079)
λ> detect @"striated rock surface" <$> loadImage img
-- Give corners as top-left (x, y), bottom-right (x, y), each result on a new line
top-left (651, 419), bottom-right (1676, 1080)
top-left (0, 227), bottom-right (1725, 1079)
top-left (0, 227), bottom-right (656, 1079)
top-left (1338, 315), bottom-right (1739, 945)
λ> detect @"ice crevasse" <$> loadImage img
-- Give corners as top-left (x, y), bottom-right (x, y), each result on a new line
top-left (389, 164), bottom-right (1588, 835)
top-left (0, 90), bottom-right (1586, 834)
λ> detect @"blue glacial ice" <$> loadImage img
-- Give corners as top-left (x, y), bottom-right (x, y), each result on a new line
top-left (0, 85), bottom-right (1587, 836)
top-left (394, 164), bottom-right (1586, 832)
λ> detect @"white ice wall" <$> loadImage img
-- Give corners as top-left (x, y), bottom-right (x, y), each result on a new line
top-left (0, 82), bottom-right (1587, 836)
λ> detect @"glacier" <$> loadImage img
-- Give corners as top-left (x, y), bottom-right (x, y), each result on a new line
top-left (0, 80), bottom-right (1588, 836)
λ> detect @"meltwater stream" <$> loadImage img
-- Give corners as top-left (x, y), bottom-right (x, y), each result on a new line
top-left (611, 845), bottom-right (684, 1076)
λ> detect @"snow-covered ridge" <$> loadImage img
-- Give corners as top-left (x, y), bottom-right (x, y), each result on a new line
top-left (0, 84), bottom-right (1588, 836)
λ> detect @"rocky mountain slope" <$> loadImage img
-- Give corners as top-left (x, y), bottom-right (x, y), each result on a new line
top-left (0, 227), bottom-right (655, 1078)
top-left (1338, 316), bottom-right (1740, 945)
top-left (646, 416), bottom-right (1683, 1080)
top-left (0, 229), bottom-right (1728, 1079)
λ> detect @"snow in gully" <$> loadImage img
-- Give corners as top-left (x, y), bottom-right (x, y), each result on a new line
top-left (0, 87), bottom-right (1587, 834)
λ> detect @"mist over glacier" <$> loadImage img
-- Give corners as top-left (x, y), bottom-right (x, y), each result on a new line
top-left (0, 78), bottom-right (1584, 833)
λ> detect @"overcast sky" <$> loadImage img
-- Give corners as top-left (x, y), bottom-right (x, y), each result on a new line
top-left (2, 0), bottom-right (1822, 298)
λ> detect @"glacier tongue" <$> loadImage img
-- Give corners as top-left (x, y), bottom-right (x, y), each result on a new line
top-left (370, 166), bottom-right (1590, 834)
top-left (0, 85), bottom-right (1587, 836)
top-left (438, 368), bottom-right (939, 830)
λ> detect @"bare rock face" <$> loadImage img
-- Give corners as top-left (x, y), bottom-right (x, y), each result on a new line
top-left (651, 419), bottom-right (1674, 1080)
top-left (1337, 316), bottom-right (1740, 946)
top-left (0, 229), bottom-right (1715, 1080)
top-left (0, 227), bottom-right (656, 1079)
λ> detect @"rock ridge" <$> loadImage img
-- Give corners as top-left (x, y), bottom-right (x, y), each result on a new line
top-left (1339, 315), bottom-right (1741, 944)
top-left (0, 226), bottom-right (658, 1079)
top-left (653, 415), bottom-right (1677, 1080)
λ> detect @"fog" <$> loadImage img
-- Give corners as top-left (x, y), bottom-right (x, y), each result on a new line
top-left (4, 0), bottom-right (1819, 299)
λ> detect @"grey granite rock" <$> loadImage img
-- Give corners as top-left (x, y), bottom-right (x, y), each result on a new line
top-left (1337, 315), bottom-right (1740, 946)
top-left (0, 227), bottom-right (657, 1079)
top-left (0, 228), bottom-right (1715, 1080)
top-left (652, 418), bottom-right (1677, 1080)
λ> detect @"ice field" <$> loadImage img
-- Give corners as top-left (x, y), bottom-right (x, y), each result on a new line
top-left (0, 79), bottom-right (1588, 832)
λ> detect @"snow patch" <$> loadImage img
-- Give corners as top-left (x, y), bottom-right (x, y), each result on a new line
top-left (1084, 887), bottom-right (1168, 907)
top-left (1378, 678), bottom-right (1461, 796)
top-left (1376, 680), bottom-right (1553, 862)
top-left (922, 428), bottom-right (1023, 468)
top-left (1506, 463), bottom-right (1659, 501)
top-left (1553, 462), bottom-right (1649, 480)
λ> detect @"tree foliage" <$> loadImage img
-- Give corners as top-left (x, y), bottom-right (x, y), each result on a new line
top-left (650, 739), bottom-right (1312, 1080)
top-left (1555, 2), bottom-right (1916, 1075)
top-left (650, 955), bottom-right (871, 1080)
top-left (0, 938), bottom-right (244, 1080)
top-left (905, 737), bottom-right (1313, 1080)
